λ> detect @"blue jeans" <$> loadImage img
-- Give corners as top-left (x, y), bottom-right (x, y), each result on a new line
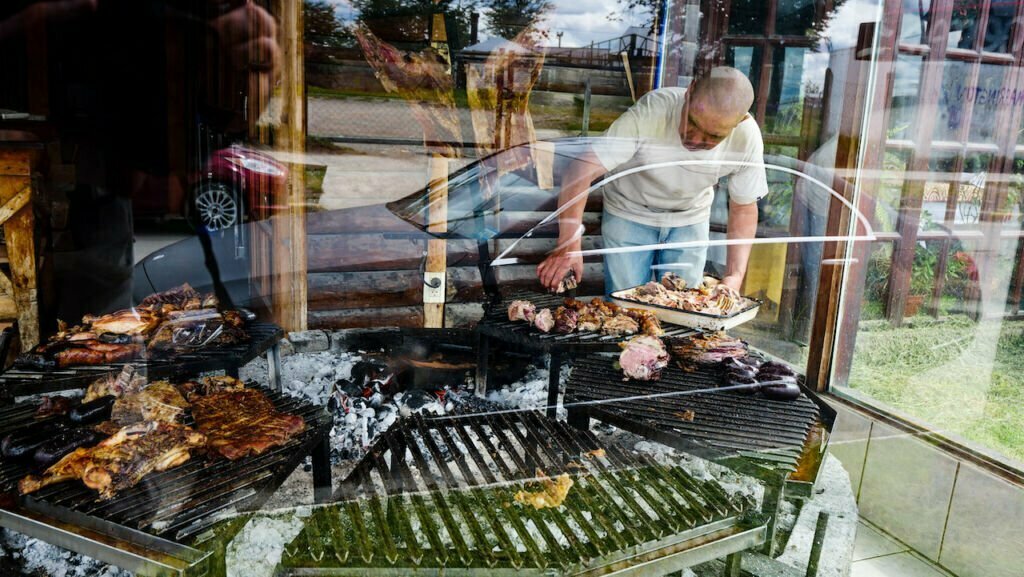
top-left (601, 210), bottom-right (710, 295)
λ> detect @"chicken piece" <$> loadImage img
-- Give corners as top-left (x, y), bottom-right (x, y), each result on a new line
top-left (533, 308), bottom-right (554, 333)
top-left (20, 422), bottom-right (206, 499)
top-left (84, 308), bottom-right (162, 336)
top-left (577, 311), bottom-right (604, 332)
top-left (507, 300), bottom-right (537, 322)
top-left (110, 381), bottom-right (189, 425)
top-left (601, 314), bottom-right (639, 336)
top-left (514, 471), bottom-right (573, 509)
top-left (589, 298), bottom-right (621, 318)
top-left (625, 309), bottom-right (664, 337)
top-left (562, 298), bottom-right (588, 312)
top-left (555, 271), bottom-right (579, 294)
top-left (191, 389), bottom-right (306, 460)
top-left (619, 335), bottom-right (670, 381)
top-left (553, 306), bottom-right (579, 334)
top-left (84, 366), bottom-right (145, 403)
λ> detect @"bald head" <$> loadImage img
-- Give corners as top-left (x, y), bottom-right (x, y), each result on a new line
top-left (690, 67), bottom-right (755, 120)
top-left (679, 67), bottom-right (755, 150)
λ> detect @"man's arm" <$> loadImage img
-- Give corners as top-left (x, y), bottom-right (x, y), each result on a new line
top-left (721, 199), bottom-right (758, 291)
top-left (537, 149), bottom-right (608, 291)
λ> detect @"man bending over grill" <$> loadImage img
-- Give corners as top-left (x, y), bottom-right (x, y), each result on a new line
top-left (537, 67), bottom-right (768, 294)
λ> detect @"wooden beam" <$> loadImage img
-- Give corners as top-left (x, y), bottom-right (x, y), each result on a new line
top-left (271, 0), bottom-right (308, 331)
top-left (424, 155), bottom-right (449, 328)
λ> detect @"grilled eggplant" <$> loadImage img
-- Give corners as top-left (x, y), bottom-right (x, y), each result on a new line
top-left (69, 395), bottom-right (116, 424)
top-left (34, 428), bottom-right (103, 469)
top-left (2, 422), bottom-right (66, 460)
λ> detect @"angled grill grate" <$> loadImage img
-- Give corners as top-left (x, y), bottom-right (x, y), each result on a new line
top-left (0, 321), bottom-right (284, 399)
top-left (0, 386), bottom-right (332, 576)
top-left (279, 411), bottom-right (762, 575)
top-left (565, 355), bottom-right (823, 471)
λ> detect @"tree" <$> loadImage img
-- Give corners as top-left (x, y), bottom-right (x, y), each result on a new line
top-left (305, 0), bottom-right (351, 48)
top-left (353, 0), bottom-right (480, 50)
top-left (484, 0), bottom-right (552, 41)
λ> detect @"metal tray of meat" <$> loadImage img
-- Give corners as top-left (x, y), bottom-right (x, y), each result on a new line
top-left (609, 288), bottom-right (761, 331)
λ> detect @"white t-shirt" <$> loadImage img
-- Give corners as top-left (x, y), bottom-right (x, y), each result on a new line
top-left (592, 87), bottom-right (769, 228)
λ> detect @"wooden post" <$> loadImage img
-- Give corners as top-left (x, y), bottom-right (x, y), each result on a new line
top-left (271, 0), bottom-right (307, 331)
top-left (0, 150), bottom-right (38, 349)
top-left (424, 156), bottom-right (449, 328)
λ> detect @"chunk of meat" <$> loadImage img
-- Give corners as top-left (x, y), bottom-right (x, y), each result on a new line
top-left (84, 308), bottom-right (161, 336)
top-left (19, 422), bottom-right (206, 499)
top-left (533, 308), bottom-right (554, 333)
top-left (191, 389), bottom-right (306, 460)
top-left (553, 306), bottom-right (579, 334)
top-left (601, 314), bottom-right (639, 336)
top-left (619, 335), bottom-right (670, 381)
top-left (507, 300), bottom-right (536, 322)
top-left (110, 381), bottom-right (189, 425)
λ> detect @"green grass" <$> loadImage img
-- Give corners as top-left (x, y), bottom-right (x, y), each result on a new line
top-left (845, 313), bottom-right (1024, 463)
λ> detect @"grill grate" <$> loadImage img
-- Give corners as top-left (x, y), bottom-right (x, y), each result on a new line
top-left (478, 291), bottom-right (696, 352)
top-left (0, 321), bottom-right (284, 399)
top-left (278, 411), bottom-right (760, 574)
top-left (0, 385), bottom-right (331, 544)
top-left (565, 355), bottom-right (822, 471)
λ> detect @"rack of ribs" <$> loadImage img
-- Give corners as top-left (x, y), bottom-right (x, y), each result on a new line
top-left (19, 422), bottom-right (206, 499)
top-left (190, 389), bottom-right (306, 460)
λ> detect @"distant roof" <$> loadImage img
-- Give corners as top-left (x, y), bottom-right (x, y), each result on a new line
top-left (461, 36), bottom-right (537, 55)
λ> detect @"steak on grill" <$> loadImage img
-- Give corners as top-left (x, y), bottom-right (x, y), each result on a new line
top-left (191, 389), bottom-right (306, 460)
top-left (19, 421), bottom-right (206, 499)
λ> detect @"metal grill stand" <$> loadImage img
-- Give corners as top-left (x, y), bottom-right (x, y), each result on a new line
top-left (475, 291), bottom-right (695, 418)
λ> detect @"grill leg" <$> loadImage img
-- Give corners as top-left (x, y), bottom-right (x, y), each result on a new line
top-left (760, 471), bottom-right (788, 556)
top-left (724, 552), bottom-right (742, 577)
top-left (475, 333), bottom-right (490, 397)
top-left (547, 351), bottom-right (563, 420)
top-left (312, 435), bottom-right (333, 504)
top-left (267, 342), bottom-right (283, 392)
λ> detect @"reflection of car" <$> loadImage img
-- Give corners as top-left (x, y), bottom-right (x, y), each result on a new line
top-left (134, 146), bottom-right (288, 231)
top-left (133, 138), bottom-right (856, 307)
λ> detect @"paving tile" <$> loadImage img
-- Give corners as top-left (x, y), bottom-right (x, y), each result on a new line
top-left (939, 463), bottom-right (1024, 577)
top-left (858, 423), bottom-right (958, 562)
top-left (853, 522), bottom-right (907, 561)
top-left (826, 402), bottom-right (873, 497)
top-left (851, 552), bottom-right (949, 577)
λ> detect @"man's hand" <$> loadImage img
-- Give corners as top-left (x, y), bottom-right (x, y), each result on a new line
top-left (537, 248), bottom-right (583, 292)
top-left (720, 274), bottom-right (743, 291)
top-left (211, 2), bottom-right (281, 76)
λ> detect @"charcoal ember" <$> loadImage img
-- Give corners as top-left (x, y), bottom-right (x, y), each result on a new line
top-left (350, 359), bottom-right (389, 387)
top-left (397, 389), bottom-right (446, 416)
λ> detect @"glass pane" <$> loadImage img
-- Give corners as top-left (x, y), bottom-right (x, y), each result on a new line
top-left (728, 0), bottom-right (766, 35)
top-left (725, 44), bottom-right (763, 110)
top-left (921, 151), bottom-right (958, 227)
top-left (776, 0), bottom-right (818, 35)
top-left (968, 63), bottom-right (1008, 143)
top-left (955, 0), bottom-right (1021, 53)
top-left (874, 149), bottom-right (911, 233)
top-left (766, 46), bottom-right (809, 136)
top-left (935, 60), bottom-right (971, 142)
top-left (888, 54), bottom-right (923, 140)
top-left (899, 0), bottom-right (930, 44)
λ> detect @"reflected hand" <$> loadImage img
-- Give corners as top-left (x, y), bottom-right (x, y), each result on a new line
top-left (210, 2), bottom-right (281, 75)
top-left (537, 248), bottom-right (583, 292)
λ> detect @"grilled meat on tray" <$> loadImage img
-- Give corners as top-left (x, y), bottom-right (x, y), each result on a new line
top-left (19, 421), bottom-right (206, 499)
top-left (191, 389), bottom-right (305, 460)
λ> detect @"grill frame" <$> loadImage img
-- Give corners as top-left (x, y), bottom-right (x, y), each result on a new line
top-left (0, 321), bottom-right (285, 399)
top-left (276, 411), bottom-right (765, 576)
top-left (0, 384), bottom-right (333, 577)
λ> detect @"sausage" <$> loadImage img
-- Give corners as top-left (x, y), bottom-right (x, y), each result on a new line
top-left (1, 422), bottom-right (66, 460)
top-left (68, 395), bottom-right (115, 424)
top-left (33, 428), bottom-right (102, 469)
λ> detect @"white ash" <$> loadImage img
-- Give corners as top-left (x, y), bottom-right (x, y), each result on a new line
top-left (0, 529), bottom-right (131, 577)
top-left (484, 358), bottom-right (570, 420)
top-left (226, 511), bottom-right (309, 577)
top-left (241, 350), bottom-right (362, 404)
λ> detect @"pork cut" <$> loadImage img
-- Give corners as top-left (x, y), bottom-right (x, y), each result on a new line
top-left (191, 389), bottom-right (306, 460)
top-left (619, 336), bottom-right (670, 381)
